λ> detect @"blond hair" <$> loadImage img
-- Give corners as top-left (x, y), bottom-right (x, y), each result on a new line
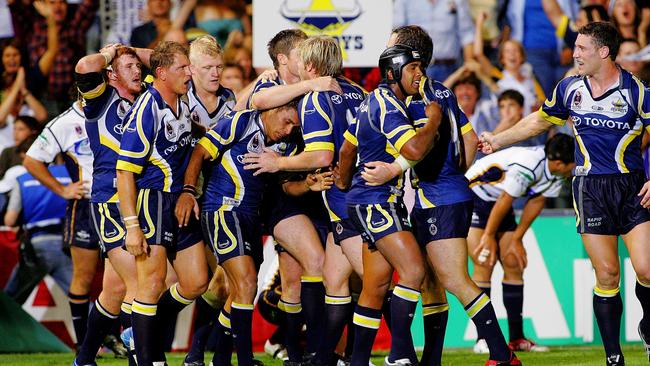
top-left (189, 34), bottom-right (223, 63)
top-left (298, 36), bottom-right (342, 77)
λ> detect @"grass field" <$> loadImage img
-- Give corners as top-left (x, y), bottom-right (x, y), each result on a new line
top-left (0, 345), bottom-right (648, 366)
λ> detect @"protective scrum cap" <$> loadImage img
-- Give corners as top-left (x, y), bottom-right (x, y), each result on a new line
top-left (378, 44), bottom-right (422, 83)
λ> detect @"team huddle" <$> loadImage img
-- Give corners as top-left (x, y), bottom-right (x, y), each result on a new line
top-left (20, 19), bottom-right (650, 366)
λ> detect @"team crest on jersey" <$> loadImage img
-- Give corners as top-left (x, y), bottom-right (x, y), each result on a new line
top-left (427, 217), bottom-right (438, 236)
top-left (610, 98), bottom-right (627, 113)
top-left (117, 101), bottom-right (129, 119)
top-left (163, 117), bottom-right (177, 141)
top-left (572, 91), bottom-right (582, 109)
top-left (247, 132), bottom-right (264, 153)
top-left (75, 125), bottom-right (83, 136)
top-left (336, 222), bottom-right (344, 235)
top-left (191, 110), bottom-right (201, 124)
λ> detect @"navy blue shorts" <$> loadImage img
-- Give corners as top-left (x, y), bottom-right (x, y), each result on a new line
top-left (261, 185), bottom-right (328, 234)
top-left (90, 202), bottom-right (125, 254)
top-left (470, 194), bottom-right (517, 232)
top-left (411, 200), bottom-right (473, 245)
top-left (348, 202), bottom-right (411, 250)
top-left (137, 189), bottom-right (203, 253)
top-left (331, 218), bottom-right (359, 245)
top-left (201, 210), bottom-right (263, 268)
top-left (65, 198), bottom-right (100, 250)
top-left (573, 172), bottom-right (650, 235)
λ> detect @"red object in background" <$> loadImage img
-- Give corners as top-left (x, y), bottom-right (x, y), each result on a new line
top-left (0, 230), bottom-right (20, 287)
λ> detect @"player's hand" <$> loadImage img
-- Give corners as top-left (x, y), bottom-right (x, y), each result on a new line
top-left (504, 237), bottom-right (528, 271)
top-left (307, 76), bottom-right (343, 94)
top-left (175, 192), bottom-right (199, 227)
top-left (361, 161), bottom-right (400, 186)
top-left (638, 180), bottom-right (650, 208)
top-left (61, 180), bottom-right (87, 200)
top-left (33, 0), bottom-right (52, 19)
top-left (125, 226), bottom-right (148, 257)
top-left (306, 170), bottom-right (334, 192)
top-left (425, 101), bottom-right (442, 123)
top-left (100, 43), bottom-right (121, 61)
top-left (478, 131), bottom-right (499, 154)
top-left (243, 148), bottom-right (281, 176)
top-left (258, 68), bottom-right (278, 81)
top-left (474, 233), bottom-right (498, 267)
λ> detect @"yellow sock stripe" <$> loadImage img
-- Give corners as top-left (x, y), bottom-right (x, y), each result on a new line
top-left (353, 312), bottom-right (381, 329)
top-left (502, 280), bottom-right (524, 286)
top-left (594, 286), bottom-right (620, 298)
top-left (325, 295), bottom-right (352, 305)
top-left (279, 300), bottom-right (302, 314)
top-left (232, 302), bottom-right (254, 310)
top-left (466, 294), bottom-right (490, 318)
top-left (95, 300), bottom-right (119, 319)
top-left (218, 312), bottom-right (231, 329)
top-left (170, 283), bottom-right (193, 305)
top-left (69, 297), bottom-right (90, 304)
top-left (301, 276), bottom-right (324, 283)
top-left (393, 285), bottom-right (421, 302)
top-left (132, 301), bottom-right (157, 316)
top-left (474, 281), bottom-right (491, 287)
top-left (638, 278), bottom-right (650, 288)
top-left (121, 302), bottom-right (132, 314)
top-left (422, 303), bottom-right (450, 316)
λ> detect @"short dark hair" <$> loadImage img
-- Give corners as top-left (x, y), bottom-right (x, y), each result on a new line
top-left (16, 135), bottom-right (36, 155)
top-left (275, 96), bottom-right (301, 113)
top-left (578, 21), bottom-right (621, 61)
top-left (267, 29), bottom-right (307, 70)
top-left (498, 89), bottom-right (524, 108)
top-left (150, 41), bottom-right (189, 76)
top-left (452, 73), bottom-right (482, 98)
top-left (392, 25), bottom-right (433, 67)
top-left (14, 115), bottom-right (41, 133)
top-left (545, 133), bottom-right (574, 164)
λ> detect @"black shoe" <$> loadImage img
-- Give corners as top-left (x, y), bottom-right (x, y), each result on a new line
top-left (252, 359), bottom-right (265, 366)
top-left (283, 361), bottom-right (301, 366)
top-left (103, 334), bottom-right (128, 359)
top-left (182, 359), bottom-right (205, 366)
top-left (606, 354), bottom-right (624, 366)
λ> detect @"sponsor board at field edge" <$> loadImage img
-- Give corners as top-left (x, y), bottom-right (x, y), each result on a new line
top-left (252, 0), bottom-right (392, 68)
top-left (19, 216), bottom-right (643, 348)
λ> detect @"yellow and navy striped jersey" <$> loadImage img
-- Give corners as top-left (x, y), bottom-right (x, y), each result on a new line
top-left (407, 77), bottom-right (473, 208)
top-left (198, 109), bottom-right (292, 214)
top-left (77, 73), bottom-right (135, 203)
top-left (540, 69), bottom-right (650, 175)
top-left (346, 84), bottom-right (416, 205)
top-left (300, 76), bottom-right (366, 221)
top-left (188, 81), bottom-right (236, 130)
top-left (116, 85), bottom-right (193, 193)
top-left (465, 146), bottom-right (563, 201)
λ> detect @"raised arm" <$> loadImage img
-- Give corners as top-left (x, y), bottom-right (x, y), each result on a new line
top-left (251, 77), bottom-right (341, 110)
top-left (34, 0), bottom-right (59, 77)
top-left (480, 111), bottom-right (554, 153)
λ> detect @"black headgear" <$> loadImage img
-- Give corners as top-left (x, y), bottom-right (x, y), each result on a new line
top-left (378, 44), bottom-right (422, 84)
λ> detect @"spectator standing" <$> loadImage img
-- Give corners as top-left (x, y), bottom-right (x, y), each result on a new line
top-left (129, 0), bottom-right (196, 49)
top-left (393, 0), bottom-right (475, 82)
top-left (9, 0), bottom-right (98, 116)
top-left (0, 115), bottom-right (39, 177)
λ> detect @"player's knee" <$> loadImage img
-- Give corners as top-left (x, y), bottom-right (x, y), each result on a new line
top-left (398, 265), bottom-right (425, 288)
top-left (635, 267), bottom-right (650, 286)
top-left (303, 252), bottom-right (324, 275)
top-left (104, 278), bottom-right (127, 300)
top-left (501, 254), bottom-right (524, 275)
top-left (323, 274), bottom-right (348, 295)
top-left (233, 274), bottom-right (257, 301)
top-left (595, 266), bottom-right (620, 288)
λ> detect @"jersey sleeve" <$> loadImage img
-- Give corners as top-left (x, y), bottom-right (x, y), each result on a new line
top-left (116, 94), bottom-right (156, 174)
top-left (378, 94), bottom-right (416, 153)
top-left (248, 78), bottom-right (280, 109)
top-left (75, 72), bottom-right (112, 121)
top-left (197, 111), bottom-right (247, 161)
top-left (300, 92), bottom-right (335, 152)
top-left (632, 78), bottom-right (650, 132)
top-left (502, 163), bottom-right (537, 198)
top-left (541, 179), bottom-right (563, 198)
top-left (26, 127), bottom-right (62, 163)
top-left (539, 76), bottom-right (574, 126)
top-left (343, 116), bottom-right (358, 147)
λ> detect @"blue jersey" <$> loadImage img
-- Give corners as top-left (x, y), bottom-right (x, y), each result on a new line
top-left (188, 81), bottom-right (236, 130)
top-left (346, 84), bottom-right (416, 205)
top-left (540, 69), bottom-right (650, 175)
top-left (79, 75), bottom-right (134, 203)
top-left (407, 77), bottom-right (473, 208)
top-left (248, 76), bottom-right (283, 109)
top-left (198, 109), bottom-right (292, 214)
top-left (300, 76), bottom-right (366, 221)
top-left (116, 85), bottom-right (193, 193)
top-left (17, 165), bottom-right (70, 231)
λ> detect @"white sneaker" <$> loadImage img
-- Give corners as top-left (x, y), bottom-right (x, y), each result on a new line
top-left (264, 339), bottom-right (287, 360)
top-left (472, 339), bottom-right (490, 354)
top-left (640, 323), bottom-right (650, 362)
top-left (383, 357), bottom-right (412, 366)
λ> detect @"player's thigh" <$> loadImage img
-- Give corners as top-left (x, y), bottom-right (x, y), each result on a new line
top-left (340, 233), bottom-right (364, 277)
top-left (622, 220), bottom-right (650, 282)
top-left (323, 233), bottom-right (354, 295)
top-left (273, 214), bottom-right (324, 272)
top-left (582, 233), bottom-right (620, 288)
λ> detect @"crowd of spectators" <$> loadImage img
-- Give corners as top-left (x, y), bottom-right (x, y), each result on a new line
top-left (0, 0), bottom-right (648, 296)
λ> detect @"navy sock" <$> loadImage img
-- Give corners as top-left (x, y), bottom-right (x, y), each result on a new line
top-left (69, 292), bottom-right (90, 348)
top-left (185, 296), bottom-right (219, 363)
top-left (350, 305), bottom-right (382, 366)
top-left (132, 300), bottom-right (159, 366)
top-left (345, 301), bottom-right (356, 357)
top-left (636, 280), bottom-right (650, 336)
top-left (465, 293), bottom-right (510, 361)
top-left (502, 282), bottom-right (524, 341)
top-left (316, 295), bottom-right (353, 366)
top-left (231, 303), bottom-right (254, 366)
top-left (156, 284), bottom-right (193, 359)
top-left (474, 282), bottom-right (491, 340)
top-left (381, 289), bottom-right (393, 332)
top-left (388, 285), bottom-right (419, 363)
top-left (211, 310), bottom-right (233, 366)
top-left (594, 287), bottom-right (623, 359)
top-left (280, 299), bottom-right (304, 362)
top-left (301, 276), bottom-right (325, 354)
top-left (76, 299), bottom-right (119, 364)
top-left (119, 302), bottom-right (137, 366)
top-left (420, 303), bottom-right (449, 366)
